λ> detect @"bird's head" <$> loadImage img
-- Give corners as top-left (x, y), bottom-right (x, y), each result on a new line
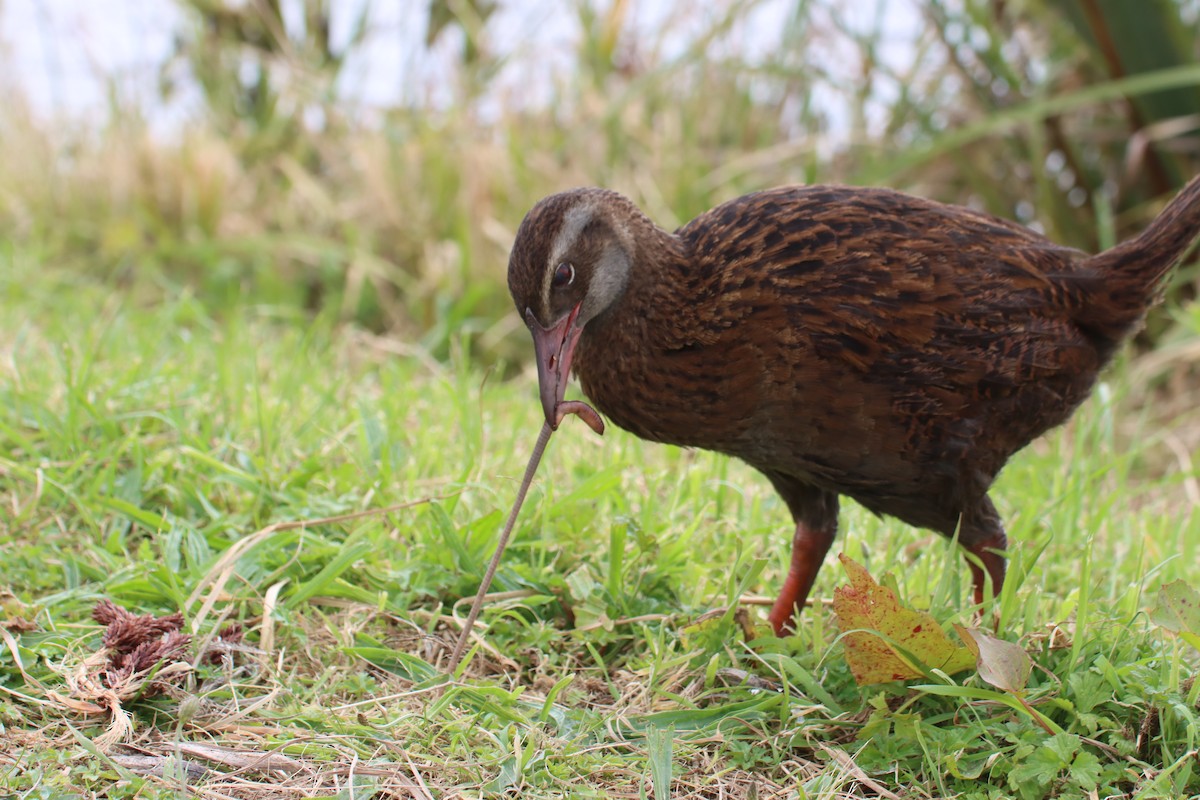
top-left (507, 188), bottom-right (639, 428)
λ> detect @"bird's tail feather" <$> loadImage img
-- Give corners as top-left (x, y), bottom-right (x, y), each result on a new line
top-left (1078, 175), bottom-right (1200, 338)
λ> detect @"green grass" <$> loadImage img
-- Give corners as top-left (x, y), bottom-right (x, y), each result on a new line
top-left (1, 246), bottom-right (1199, 799)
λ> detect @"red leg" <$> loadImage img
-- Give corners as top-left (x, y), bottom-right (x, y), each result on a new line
top-left (964, 533), bottom-right (1006, 606)
top-left (768, 521), bottom-right (836, 636)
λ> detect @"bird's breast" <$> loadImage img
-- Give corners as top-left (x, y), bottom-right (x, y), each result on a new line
top-left (573, 325), bottom-right (769, 452)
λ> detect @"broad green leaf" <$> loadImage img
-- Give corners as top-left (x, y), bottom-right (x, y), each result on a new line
top-left (646, 725), bottom-right (673, 800)
top-left (624, 695), bottom-right (780, 734)
top-left (1007, 739), bottom-right (1068, 800)
top-left (284, 533), bottom-right (374, 609)
top-left (345, 645), bottom-right (439, 683)
top-left (97, 496), bottom-right (170, 532)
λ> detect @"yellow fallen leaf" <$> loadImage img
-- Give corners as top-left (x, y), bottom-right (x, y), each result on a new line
top-left (833, 554), bottom-right (975, 685)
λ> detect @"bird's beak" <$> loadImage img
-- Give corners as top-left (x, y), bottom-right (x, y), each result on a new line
top-left (526, 303), bottom-right (584, 429)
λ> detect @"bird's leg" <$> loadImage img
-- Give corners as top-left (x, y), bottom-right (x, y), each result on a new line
top-left (768, 520), bottom-right (836, 636)
top-left (964, 533), bottom-right (1007, 606)
top-left (761, 473), bottom-right (839, 636)
top-left (959, 496), bottom-right (1007, 608)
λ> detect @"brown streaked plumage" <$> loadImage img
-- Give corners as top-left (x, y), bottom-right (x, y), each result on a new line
top-left (507, 178), bottom-right (1200, 636)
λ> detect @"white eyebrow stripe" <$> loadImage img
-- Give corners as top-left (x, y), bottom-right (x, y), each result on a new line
top-left (541, 201), bottom-right (596, 317)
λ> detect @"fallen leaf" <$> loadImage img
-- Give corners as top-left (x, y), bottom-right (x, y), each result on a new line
top-left (955, 625), bottom-right (1032, 693)
top-left (833, 554), bottom-right (974, 685)
top-left (1150, 580), bottom-right (1200, 653)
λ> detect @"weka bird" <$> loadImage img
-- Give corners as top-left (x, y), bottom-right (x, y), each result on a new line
top-left (507, 177), bottom-right (1200, 635)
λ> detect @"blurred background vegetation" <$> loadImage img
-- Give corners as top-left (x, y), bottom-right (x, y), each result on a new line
top-left (1, 0), bottom-right (1198, 367)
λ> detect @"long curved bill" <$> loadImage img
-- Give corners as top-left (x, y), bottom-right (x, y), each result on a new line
top-left (526, 303), bottom-right (583, 429)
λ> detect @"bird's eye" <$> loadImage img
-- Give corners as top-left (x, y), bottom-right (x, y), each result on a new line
top-left (552, 262), bottom-right (575, 288)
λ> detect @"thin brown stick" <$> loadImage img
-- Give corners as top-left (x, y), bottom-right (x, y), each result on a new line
top-left (447, 421), bottom-right (555, 673)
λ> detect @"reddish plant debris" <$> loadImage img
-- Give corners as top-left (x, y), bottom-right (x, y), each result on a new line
top-left (91, 600), bottom-right (193, 691)
top-left (1, 616), bottom-right (38, 632)
top-left (202, 622), bottom-right (246, 665)
top-left (832, 554), bottom-right (974, 685)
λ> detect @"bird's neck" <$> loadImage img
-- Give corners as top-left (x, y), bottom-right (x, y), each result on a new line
top-left (571, 229), bottom-right (710, 444)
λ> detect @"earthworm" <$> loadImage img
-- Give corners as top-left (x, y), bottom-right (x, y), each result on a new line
top-left (447, 401), bottom-right (605, 673)
top-left (555, 400), bottom-right (605, 434)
